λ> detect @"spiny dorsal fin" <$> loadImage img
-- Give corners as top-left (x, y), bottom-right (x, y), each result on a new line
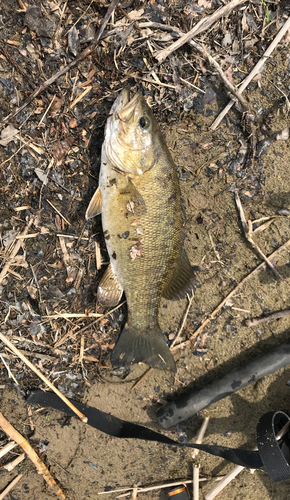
top-left (97, 263), bottom-right (123, 307)
top-left (86, 186), bottom-right (102, 220)
top-left (162, 248), bottom-right (195, 300)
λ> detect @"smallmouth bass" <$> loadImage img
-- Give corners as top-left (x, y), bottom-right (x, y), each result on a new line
top-left (86, 88), bottom-right (194, 372)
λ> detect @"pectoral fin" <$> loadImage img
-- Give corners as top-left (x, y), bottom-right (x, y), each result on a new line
top-left (117, 177), bottom-right (147, 216)
top-left (163, 248), bottom-right (195, 300)
top-left (86, 187), bottom-right (102, 220)
top-left (97, 263), bottom-right (123, 307)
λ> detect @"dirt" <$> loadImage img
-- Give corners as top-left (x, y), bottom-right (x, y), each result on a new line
top-left (1, 1), bottom-right (290, 499)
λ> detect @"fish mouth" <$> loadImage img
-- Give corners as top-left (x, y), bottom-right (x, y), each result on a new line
top-left (110, 88), bottom-right (141, 123)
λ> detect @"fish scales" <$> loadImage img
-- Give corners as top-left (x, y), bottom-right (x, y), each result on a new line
top-left (86, 88), bottom-right (194, 371)
top-left (100, 147), bottom-right (182, 327)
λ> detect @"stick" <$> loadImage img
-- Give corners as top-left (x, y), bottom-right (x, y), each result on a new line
top-left (131, 367), bottom-right (152, 390)
top-left (205, 50), bottom-right (251, 112)
top-left (2, 0), bottom-right (119, 123)
top-left (131, 484), bottom-right (138, 499)
top-left (0, 332), bottom-right (88, 424)
top-left (211, 16), bottom-right (290, 130)
top-left (0, 41), bottom-right (36, 88)
top-left (246, 309), bottom-right (290, 327)
top-left (204, 465), bottom-right (244, 500)
top-left (193, 465), bottom-right (200, 500)
top-left (0, 413), bottom-right (65, 499)
top-left (46, 199), bottom-right (71, 226)
top-left (2, 453), bottom-right (26, 471)
top-left (69, 301), bottom-right (126, 336)
top-left (154, 0), bottom-right (246, 63)
top-left (172, 237), bottom-right (290, 350)
top-left (0, 441), bottom-right (17, 459)
top-left (44, 312), bottom-right (103, 319)
top-left (192, 417), bottom-right (210, 459)
top-left (235, 192), bottom-right (283, 280)
top-left (0, 217), bottom-right (34, 285)
top-left (98, 477), bottom-right (224, 495)
top-left (0, 474), bottom-right (23, 500)
top-left (171, 292), bottom-right (194, 349)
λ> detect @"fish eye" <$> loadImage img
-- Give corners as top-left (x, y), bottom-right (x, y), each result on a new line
top-left (139, 116), bottom-right (149, 129)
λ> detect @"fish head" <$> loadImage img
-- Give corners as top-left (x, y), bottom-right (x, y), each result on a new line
top-left (105, 88), bottom-right (159, 176)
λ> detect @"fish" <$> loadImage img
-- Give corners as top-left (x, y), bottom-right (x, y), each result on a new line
top-left (86, 88), bottom-right (194, 372)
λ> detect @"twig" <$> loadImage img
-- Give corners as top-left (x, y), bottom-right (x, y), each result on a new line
top-left (30, 263), bottom-right (42, 303)
top-left (172, 237), bottom-right (290, 350)
top-left (98, 477), bottom-right (224, 496)
top-left (70, 301), bottom-right (126, 336)
top-left (211, 15), bottom-right (290, 130)
top-left (0, 332), bottom-right (88, 424)
top-left (192, 417), bottom-right (210, 460)
top-left (131, 484), bottom-right (138, 499)
top-left (205, 50), bottom-right (251, 113)
top-left (131, 367), bottom-right (152, 390)
top-left (179, 77), bottom-right (205, 94)
top-left (246, 309), bottom-right (290, 327)
top-left (204, 465), bottom-right (244, 500)
top-left (2, 0), bottom-right (119, 123)
top-left (44, 312), bottom-right (103, 319)
top-left (52, 0), bottom-right (68, 43)
top-left (95, 241), bottom-right (102, 271)
top-left (46, 199), bottom-right (71, 226)
top-left (0, 354), bottom-right (18, 385)
top-left (2, 453), bottom-right (26, 471)
top-left (0, 413), bottom-right (65, 499)
top-left (0, 441), bottom-right (17, 459)
top-left (110, 478), bottom-right (224, 498)
top-left (193, 465), bottom-right (200, 500)
top-left (171, 291), bottom-right (194, 349)
top-left (154, 0), bottom-right (246, 63)
top-left (0, 217), bottom-right (34, 285)
top-left (37, 95), bottom-right (56, 127)
top-left (0, 41), bottom-right (36, 88)
top-left (235, 192), bottom-right (283, 280)
top-left (0, 474), bottom-right (23, 500)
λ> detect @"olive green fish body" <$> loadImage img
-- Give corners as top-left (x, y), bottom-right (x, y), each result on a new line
top-left (86, 89), bottom-right (194, 371)
top-left (100, 140), bottom-right (182, 330)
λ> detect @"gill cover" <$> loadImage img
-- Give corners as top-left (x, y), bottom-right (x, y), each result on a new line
top-left (105, 89), bottom-right (157, 176)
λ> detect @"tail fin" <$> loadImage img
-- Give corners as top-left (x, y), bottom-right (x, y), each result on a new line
top-left (111, 326), bottom-right (176, 372)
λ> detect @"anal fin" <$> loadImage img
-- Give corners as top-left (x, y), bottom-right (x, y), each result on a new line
top-left (97, 263), bottom-right (123, 307)
top-left (163, 248), bottom-right (195, 300)
top-left (86, 186), bottom-right (102, 220)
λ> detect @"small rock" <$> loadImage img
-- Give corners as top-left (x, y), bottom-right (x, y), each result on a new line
top-left (278, 208), bottom-right (290, 216)
top-left (68, 26), bottom-right (80, 56)
top-left (25, 6), bottom-right (57, 38)
top-left (30, 322), bottom-right (47, 337)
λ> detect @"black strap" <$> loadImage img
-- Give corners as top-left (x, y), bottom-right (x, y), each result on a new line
top-left (27, 391), bottom-right (290, 482)
top-left (257, 411), bottom-right (290, 482)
